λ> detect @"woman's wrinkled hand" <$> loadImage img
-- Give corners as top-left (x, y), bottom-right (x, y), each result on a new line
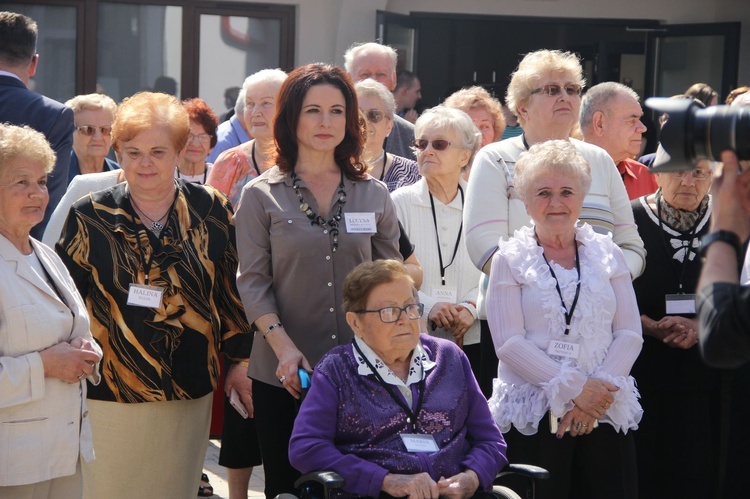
top-left (657, 316), bottom-right (699, 349)
top-left (448, 306), bottom-right (475, 341)
top-left (428, 302), bottom-right (459, 331)
top-left (39, 341), bottom-right (102, 384)
top-left (556, 405), bottom-right (597, 439)
top-left (437, 470), bottom-right (479, 499)
top-left (573, 378), bottom-right (618, 419)
top-left (382, 472), bottom-right (439, 499)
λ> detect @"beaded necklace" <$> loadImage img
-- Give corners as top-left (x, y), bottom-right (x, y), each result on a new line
top-left (291, 171), bottom-right (347, 252)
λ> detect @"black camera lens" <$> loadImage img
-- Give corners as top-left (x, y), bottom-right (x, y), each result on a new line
top-left (645, 97), bottom-right (750, 172)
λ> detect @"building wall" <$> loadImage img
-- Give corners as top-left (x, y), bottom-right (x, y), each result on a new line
top-left (226, 0), bottom-right (748, 89)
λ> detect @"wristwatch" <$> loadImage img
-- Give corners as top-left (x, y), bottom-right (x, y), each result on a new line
top-left (700, 230), bottom-right (743, 262)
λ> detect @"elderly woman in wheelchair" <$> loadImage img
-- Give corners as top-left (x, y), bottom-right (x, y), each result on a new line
top-left (288, 259), bottom-right (511, 498)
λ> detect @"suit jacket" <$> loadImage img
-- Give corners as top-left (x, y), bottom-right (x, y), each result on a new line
top-left (385, 114), bottom-right (416, 161)
top-left (0, 234), bottom-right (101, 487)
top-left (0, 74), bottom-right (75, 240)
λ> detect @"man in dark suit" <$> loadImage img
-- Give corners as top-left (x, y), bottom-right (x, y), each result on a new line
top-left (0, 11), bottom-right (74, 239)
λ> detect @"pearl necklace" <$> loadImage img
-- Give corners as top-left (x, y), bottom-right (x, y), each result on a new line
top-left (291, 171), bottom-right (346, 252)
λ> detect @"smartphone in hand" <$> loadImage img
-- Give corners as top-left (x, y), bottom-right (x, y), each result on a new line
top-left (229, 388), bottom-right (249, 419)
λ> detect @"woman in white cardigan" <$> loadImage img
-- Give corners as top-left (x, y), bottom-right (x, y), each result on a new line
top-left (0, 124), bottom-right (102, 498)
top-left (464, 49), bottom-right (646, 396)
top-left (391, 106), bottom-right (482, 374)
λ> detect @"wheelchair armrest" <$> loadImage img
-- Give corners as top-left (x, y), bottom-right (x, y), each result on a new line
top-left (294, 471), bottom-right (345, 497)
top-left (498, 463), bottom-right (550, 481)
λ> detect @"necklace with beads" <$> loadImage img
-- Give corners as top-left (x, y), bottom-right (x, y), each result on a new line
top-left (291, 170), bottom-right (346, 252)
top-left (129, 188), bottom-right (176, 235)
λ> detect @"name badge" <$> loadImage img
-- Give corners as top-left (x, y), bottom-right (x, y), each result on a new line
top-left (127, 283), bottom-right (164, 308)
top-left (665, 294), bottom-right (696, 315)
top-left (547, 340), bottom-right (580, 359)
top-left (400, 433), bottom-right (439, 453)
top-left (345, 212), bottom-right (377, 233)
top-left (431, 287), bottom-right (457, 303)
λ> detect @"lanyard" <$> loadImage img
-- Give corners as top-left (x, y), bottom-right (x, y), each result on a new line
top-left (429, 185), bottom-right (464, 286)
top-left (538, 237), bottom-right (581, 335)
top-left (250, 141), bottom-right (262, 177)
top-left (352, 340), bottom-right (425, 432)
top-left (656, 191), bottom-right (699, 293)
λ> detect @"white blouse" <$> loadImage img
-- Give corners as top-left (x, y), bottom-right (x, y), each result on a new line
top-left (486, 224), bottom-right (643, 435)
top-left (391, 178), bottom-right (481, 345)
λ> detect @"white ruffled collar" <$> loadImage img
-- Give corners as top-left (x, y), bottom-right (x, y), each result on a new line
top-left (352, 336), bottom-right (436, 387)
top-left (500, 223), bottom-right (620, 369)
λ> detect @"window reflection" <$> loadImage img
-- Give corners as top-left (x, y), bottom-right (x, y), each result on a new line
top-left (0, 3), bottom-right (76, 102)
top-left (97, 3), bottom-right (182, 102)
top-left (198, 14), bottom-right (281, 114)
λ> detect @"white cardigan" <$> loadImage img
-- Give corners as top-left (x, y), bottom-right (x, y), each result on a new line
top-left (392, 177), bottom-right (480, 346)
top-left (464, 136), bottom-right (646, 318)
top-left (42, 169), bottom-right (121, 247)
top-left (0, 235), bottom-right (101, 486)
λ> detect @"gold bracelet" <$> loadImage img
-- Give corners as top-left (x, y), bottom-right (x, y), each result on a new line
top-left (263, 322), bottom-right (284, 340)
top-left (236, 360), bottom-right (249, 367)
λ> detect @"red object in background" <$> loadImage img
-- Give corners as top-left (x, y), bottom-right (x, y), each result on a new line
top-left (210, 356), bottom-right (226, 438)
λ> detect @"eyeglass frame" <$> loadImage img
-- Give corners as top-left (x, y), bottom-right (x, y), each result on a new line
top-left (75, 125), bottom-right (112, 137)
top-left (188, 133), bottom-right (212, 144)
top-left (671, 169), bottom-right (712, 181)
top-left (361, 108), bottom-right (387, 125)
top-left (413, 139), bottom-right (453, 151)
top-left (354, 303), bottom-right (425, 323)
top-left (530, 84), bottom-right (583, 97)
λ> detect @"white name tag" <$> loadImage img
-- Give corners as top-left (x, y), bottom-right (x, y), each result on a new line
top-left (665, 294), bottom-right (696, 314)
top-left (400, 433), bottom-right (439, 453)
top-left (344, 212), bottom-right (377, 233)
top-left (431, 287), bottom-right (457, 303)
top-left (127, 284), bottom-right (164, 308)
top-left (547, 340), bottom-right (580, 359)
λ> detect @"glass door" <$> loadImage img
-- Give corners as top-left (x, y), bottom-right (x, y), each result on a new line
top-left (376, 10), bottom-right (417, 72)
top-left (645, 22), bottom-right (740, 102)
top-left (189, 5), bottom-right (294, 115)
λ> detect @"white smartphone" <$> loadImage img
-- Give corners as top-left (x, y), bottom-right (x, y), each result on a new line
top-left (229, 388), bottom-right (249, 419)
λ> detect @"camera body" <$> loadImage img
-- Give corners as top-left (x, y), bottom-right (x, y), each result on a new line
top-left (645, 97), bottom-right (750, 172)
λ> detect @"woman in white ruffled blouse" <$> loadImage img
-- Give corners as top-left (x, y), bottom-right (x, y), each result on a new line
top-left (487, 140), bottom-right (642, 499)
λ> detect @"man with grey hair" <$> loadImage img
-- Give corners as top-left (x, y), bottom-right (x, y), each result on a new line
top-left (344, 42), bottom-right (416, 160)
top-left (580, 82), bottom-right (657, 199)
top-left (207, 86), bottom-right (250, 163)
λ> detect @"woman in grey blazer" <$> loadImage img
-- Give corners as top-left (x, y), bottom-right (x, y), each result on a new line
top-left (0, 124), bottom-right (102, 498)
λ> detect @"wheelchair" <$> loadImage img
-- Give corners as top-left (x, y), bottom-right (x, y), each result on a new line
top-left (276, 462), bottom-right (549, 499)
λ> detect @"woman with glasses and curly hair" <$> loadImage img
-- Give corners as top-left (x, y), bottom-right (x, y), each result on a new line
top-left (290, 259), bottom-right (507, 498)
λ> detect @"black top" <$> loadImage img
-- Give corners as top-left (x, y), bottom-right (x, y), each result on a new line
top-left (56, 180), bottom-right (252, 402)
top-left (630, 195), bottom-right (720, 391)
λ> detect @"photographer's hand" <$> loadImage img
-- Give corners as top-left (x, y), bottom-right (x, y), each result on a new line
top-left (712, 151), bottom-right (750, 240)
top-left (697, 150), bottom-right (750, 292)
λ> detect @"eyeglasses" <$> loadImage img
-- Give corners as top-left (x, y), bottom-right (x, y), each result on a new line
top-left (530, 84), bottom-right (583, 97)
top-left (76, 125), bottom-right (112, 136)
top-left (672, 169), bottom-right (712, 181)
top-left (362, 109), bottom-right (386, 124)
top-left (188, 133), bottom-right (211, 143)
top-left (355, 303), bottom-right (424, 323)
top-left (413, 139), bottom-right (452, 151)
